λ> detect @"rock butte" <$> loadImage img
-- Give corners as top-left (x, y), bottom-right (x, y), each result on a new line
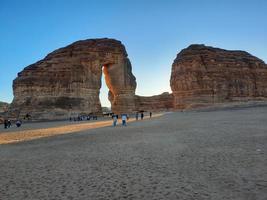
top-left (0, 101), bottom-right (9, 113)
top-left (10, 38), bottom-right (172, 120)
top-left (9, 39), bottom-right (267, 120)
top-left (0, 101), bottom-right (9, 123)
top-left (171, 44), bottom-right (267, 108)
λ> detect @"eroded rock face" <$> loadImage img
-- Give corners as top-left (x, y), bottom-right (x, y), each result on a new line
top-left (11, 39), bottom-right (136, 119)
top-left (11, 41), bottom-right (267, 119)
top-left (135, 93), bottom-right (174, 111)
top-left (0, 101), bottom-right (9, 123)
top-left (171, 44), bottom-right (267, 108)
top-left (0, 101), bottom-right (9, 113)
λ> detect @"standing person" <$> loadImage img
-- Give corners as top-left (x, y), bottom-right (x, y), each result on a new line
top-left (149, 112), bottom-right (152, 118)
top-left (141, 112), bottom-right (144, 120)
top-left (112, 114), bottom-right (118, 126)
top-left (16, 120), bottom-right (22, 127)
top-left (135, 112), bottom-right (139, 120)
top-left (4, 119), bottom-right (8, 129)
top-left (7, 120), bottom-right (11, 128)
top-left (121, 114), bottom-right (127, 126)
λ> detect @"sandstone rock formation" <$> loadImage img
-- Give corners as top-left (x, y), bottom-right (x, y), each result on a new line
top-left (135, 93), bottom-right (173, 111)
top-left (10, 40), bottom-right (267, 120)
top-left (170, 44), bottom-right (267, 108)
top-left (0, 101), bottom-right (9, 123)
top-left (11, 39), bottom-right (136, 120)
top-left (0, 101), bottom-right (9, 113)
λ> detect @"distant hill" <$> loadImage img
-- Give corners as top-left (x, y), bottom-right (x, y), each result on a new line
top-left (0, 101), bottom-right (9, 112)
top-left (102, 107), bottom-right (111, 113)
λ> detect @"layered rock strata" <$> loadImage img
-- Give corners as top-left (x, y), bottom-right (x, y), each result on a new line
top-left (0, 101), bottom-right (9, 123)
top-left (0, 101), bottom-right (9, 113)
top-left (170, 44), bottom-right (267, 108)
top-left (11, 39), bottom-right (136, 120)
top-left (135, 93), bottom-right (174, 112)
top-left (10, 40), bottom-right (267, 120)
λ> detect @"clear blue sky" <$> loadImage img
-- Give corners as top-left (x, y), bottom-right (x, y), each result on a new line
top-left (0, 0), bottom-right (267, 107)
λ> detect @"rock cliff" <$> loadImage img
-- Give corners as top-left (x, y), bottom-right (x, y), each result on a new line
top-left (0, 101), bottom-right (9, 123)
top-left (0, 101), bottom-right (9, 124)
top-left (11, 39), bottom-right (136, 119)
top-left (0, 101), bottom-right (9, 113)
top-left (135, 93), bottom-right (173, 112)
top-left (170, 44), bottom-right (267, 108)
top-left (10, 41), bottom-right (267, 120)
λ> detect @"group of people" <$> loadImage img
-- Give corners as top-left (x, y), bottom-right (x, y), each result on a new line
top-left (112, 114), bottom-right (128, 126)
top-left (3, 119), bottom-right (22, 129)
top-left (2, 111), bottom-right (153, 129)
top-left (3, 119), bottom-right (12, 129)
top-left (112, 111), bottom-right (152, 127)
top-left (135, 111), bottom-right (152, 120)
top-left (69, 115), bottom-right (98, 122)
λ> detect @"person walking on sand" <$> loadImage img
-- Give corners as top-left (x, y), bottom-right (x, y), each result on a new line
top-left (16, 120), bottom-right (22, 127)
top-left (121, 114), bottom-right (127, 126)
top-left (112, 114), bottom-right (118, 126)
top-left (4, 119), bottom-right (8, 129)
top-left (7, 119), bottom-right (11, 128)
top-left (149, 112), bottom-right (152, 118)
top-left (135, 112), bottom-right (139, 120)
top-left (141, 112), bottom-right (144, 120)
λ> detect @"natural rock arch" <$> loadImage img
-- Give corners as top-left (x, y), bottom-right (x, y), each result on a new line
top-left (11, 39), bottom-right (137, 119)
top-left (12, 40), bottom-right (267, 120)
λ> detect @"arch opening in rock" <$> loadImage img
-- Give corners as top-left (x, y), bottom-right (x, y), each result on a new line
top-left (10, 39), bottom-right (137, 120)
top-left (7, 39), bottom-right (267, 121)
top-left (99, 65), bottom-right (112, 111)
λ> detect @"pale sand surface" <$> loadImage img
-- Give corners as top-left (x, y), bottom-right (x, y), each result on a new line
top-left (0, 114), bottom-right (162, 144)
top-left (0, 107), bottom-right (266, 200)
top-left (0, 116), bottom-right (122, 133)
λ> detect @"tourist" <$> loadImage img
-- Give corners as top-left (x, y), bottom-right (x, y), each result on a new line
top-left (25, 113), bottom-right (31, 120)
top-left (121, 114), bottom-right (127, 126)
top-left (16, 120), bottom-right (22, 127)
top-left (149, 112), bottom-right (152, 118)
top-left (141, 112), bottom-right (144, 120)
top-left (7, 120), bottom-right (11, 128)
top-left (112, 114), bottom-right (118, 126)
top-left (135, 112), bottom-right (138, 120)
top-left (4, 119), bottom-right (8, 129)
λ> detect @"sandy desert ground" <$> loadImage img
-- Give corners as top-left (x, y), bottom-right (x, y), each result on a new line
top-left (0, 107), bottom-right (266, 200)
top-left (0, 114), bottom-right (163, 144)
